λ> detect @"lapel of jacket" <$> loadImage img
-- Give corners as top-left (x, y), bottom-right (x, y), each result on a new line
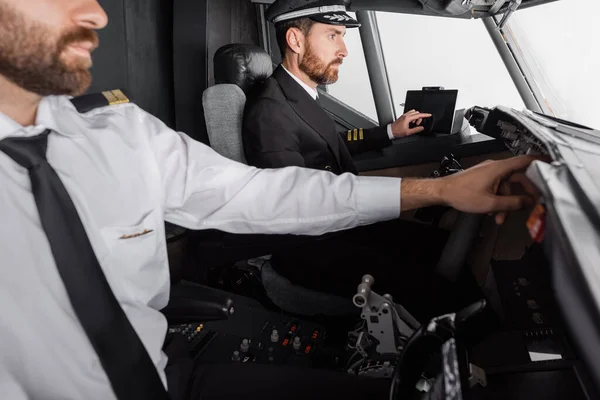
top-left (272, 66), bottom-right (342, 165)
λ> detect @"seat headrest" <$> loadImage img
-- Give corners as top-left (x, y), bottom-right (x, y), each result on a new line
top-left (214, 44), bottom-right (273, 94)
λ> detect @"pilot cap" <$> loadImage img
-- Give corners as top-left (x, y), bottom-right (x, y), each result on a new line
top-left (266, 0), bottom-right (361, 28)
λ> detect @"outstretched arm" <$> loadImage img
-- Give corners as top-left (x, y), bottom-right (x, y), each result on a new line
top-left (400, 156), bottom-right (539, 223)
top-left (141, 104), bottom-right (539, 234)
top-left (142, 106), bottom-right (400, 235)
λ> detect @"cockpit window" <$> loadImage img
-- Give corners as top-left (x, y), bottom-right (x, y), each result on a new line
top-left (282, 3), bottom-right (599, 132)
top-left (376, 12), bottom-right (526, 119)
top-left (499, 0), bottom-right (600, 130)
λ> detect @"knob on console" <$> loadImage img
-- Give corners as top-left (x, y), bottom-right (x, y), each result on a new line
top-left (353, 275), bottom-right (374, 307)
top-left (240, 339), bottom-right (250, 353)
top-left (293, 337), bottom-right (302, 350)
top-left (270, 329), bottom-right (279, 343)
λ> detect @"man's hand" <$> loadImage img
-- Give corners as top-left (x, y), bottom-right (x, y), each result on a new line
top-left (391, 110), bottom-right (433, 138)
top-left (401, 156), bottom-right (542, 223)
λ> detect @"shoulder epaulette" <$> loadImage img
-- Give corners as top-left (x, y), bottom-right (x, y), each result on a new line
top-left (70, 89), bottom-right (130, 113)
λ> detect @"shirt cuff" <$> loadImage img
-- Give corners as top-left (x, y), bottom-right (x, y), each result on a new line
top-left (355, 176), bottom-right (401, 225)
top-left (387, 124), bottom-right (394, 140)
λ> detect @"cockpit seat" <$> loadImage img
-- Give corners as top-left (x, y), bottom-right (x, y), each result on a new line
top-left (202, 43), bottom-right (356, 316)
top-left (203, 43), bottom-right (273, 163)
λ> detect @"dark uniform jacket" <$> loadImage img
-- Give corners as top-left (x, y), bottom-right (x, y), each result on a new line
top-left (242, 65), bottom-right (392, 175)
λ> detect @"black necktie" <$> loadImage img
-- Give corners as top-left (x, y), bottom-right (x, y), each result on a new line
top-left (0, 130), bottom-right (170, 400)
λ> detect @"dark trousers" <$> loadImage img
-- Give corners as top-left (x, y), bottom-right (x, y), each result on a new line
top-left (271, 219), bottom-right (484, 322)
top-left (164, 334), bottom-right (390, 400)
top-left (163, 222), bottom-right (488, 399)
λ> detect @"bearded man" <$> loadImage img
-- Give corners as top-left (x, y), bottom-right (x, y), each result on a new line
top-left (240, 1), bottom-right (483, 321)
top-left (242, 0), bottom-right (431, 173)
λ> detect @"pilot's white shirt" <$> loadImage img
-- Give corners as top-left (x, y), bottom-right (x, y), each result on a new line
top-left (0, 95), bottom-right (401, 399)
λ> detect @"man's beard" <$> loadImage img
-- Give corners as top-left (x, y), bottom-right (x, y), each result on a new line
top-left (299, 42), bottom-right (342, 86)
top-left (0, 3), bottom-right (98, 96)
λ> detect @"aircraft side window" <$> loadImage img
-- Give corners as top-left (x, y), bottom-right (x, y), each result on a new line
top-left (499, 0), bottom-right (600, 130)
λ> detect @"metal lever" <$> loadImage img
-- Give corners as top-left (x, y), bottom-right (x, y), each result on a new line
top-left (353, 275), bottom-right (418, 356)
top-left (497, 0), bottom-right (522, 30)
top-left (489, 0), bottom-right (508, 14)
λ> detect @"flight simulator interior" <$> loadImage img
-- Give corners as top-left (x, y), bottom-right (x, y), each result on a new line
top-left (88, 0), bottom-right (600, 398)
top-left (164, 95), bottom-right (600, 399)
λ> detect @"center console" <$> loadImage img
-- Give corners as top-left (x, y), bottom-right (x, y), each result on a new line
top-left (166, 241), bottom-right (599, 400)
top-left (166, 287), bottom-right (341, 370)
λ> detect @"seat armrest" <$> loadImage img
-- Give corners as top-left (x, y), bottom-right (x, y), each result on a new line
top-left (162, 282), bottom-right (234, 324)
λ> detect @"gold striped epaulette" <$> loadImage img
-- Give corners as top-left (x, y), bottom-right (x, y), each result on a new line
top-left (70, 89), bottom-right (130, 113)
top-left (346, 128), bottom-right (364, 142)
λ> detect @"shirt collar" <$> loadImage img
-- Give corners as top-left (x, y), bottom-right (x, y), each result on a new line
top-left (0, 96), bottom-right (77, 141)
top-left (282, 65), bottom-right (319, 101)
top-left (0, 110), bottom-right (24, 141)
